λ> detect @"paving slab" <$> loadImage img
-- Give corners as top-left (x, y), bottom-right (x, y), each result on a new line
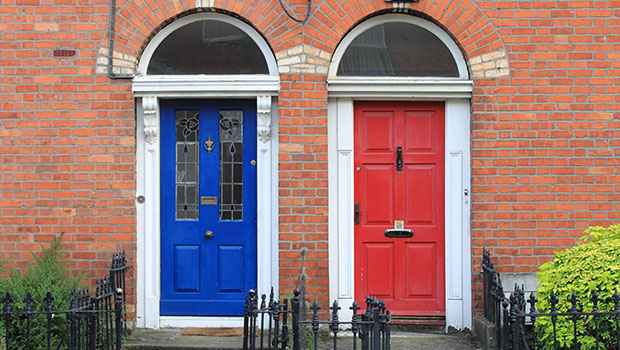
top-left (123, 328), bottom-right (243, 350)
top-left (123, 328), bottom-right (481, 350)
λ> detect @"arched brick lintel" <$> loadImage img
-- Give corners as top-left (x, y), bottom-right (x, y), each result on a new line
top-left (96, 1), bottom-right (295, 76)
top-left (96, 0), bottom-right (509, 81)
top-left (316, 1), bottom-right (510, 79)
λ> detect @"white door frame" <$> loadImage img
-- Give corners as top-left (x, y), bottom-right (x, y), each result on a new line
top-left (132, 12), bottom-right (280, 328)
top-left (327, 14), bottom-right (473, 330)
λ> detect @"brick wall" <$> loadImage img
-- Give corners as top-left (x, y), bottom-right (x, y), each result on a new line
top-left (0, 0), bottom-right (136, 303)
top-left (1, 0), bottom-right (618, 316)
top-left (471, 0), bottom-right (619, 265)
top-left (469, 0), bottom-right (619, 311)
top-left (277, 72), bottom-right (329, 302)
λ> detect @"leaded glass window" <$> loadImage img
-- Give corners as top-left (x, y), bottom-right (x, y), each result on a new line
top-left (337, 22), bottom-right (459, 77)
top-left (175, 110), bottom-right (199, 220)
top-left (219, 110), bottom-right (243, 221)
top-left (147, 20), bottom-right (269, 75)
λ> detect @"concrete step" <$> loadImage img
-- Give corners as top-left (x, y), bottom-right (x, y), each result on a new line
top-left (123, 328), bottom-right (244, 350)
top-left (122, 328), bottom-right (482, 350)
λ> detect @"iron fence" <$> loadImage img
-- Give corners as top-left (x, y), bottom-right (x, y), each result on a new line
top-left (243, 251), bottom-right (390, 350)
top-left (482, 247), bottom-right (506, 348)
top-left (482, 249), bottom-right (620, 350)
top-left (504, 284), bottom-right (620, 350)
top-left (243, 289), bottom-right (391, 350)
top-left (1, 251), bottom-right (128, 350)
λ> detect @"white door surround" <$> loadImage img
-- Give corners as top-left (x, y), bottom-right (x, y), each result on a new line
top-left (327, 14), bottom-right (473, 330)
top-left (133, 12), bottom-right (279, 328)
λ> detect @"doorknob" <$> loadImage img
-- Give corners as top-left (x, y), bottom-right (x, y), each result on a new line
top-left (396, 146), bottom-right (403, 172)
top-left (205, 230), bottom-right (213, 239)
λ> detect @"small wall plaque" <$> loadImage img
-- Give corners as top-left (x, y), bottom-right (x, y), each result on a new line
top-left (201, 196), bottom-right (217, 205)
top-left (394, 220), bottom-right (404, 229)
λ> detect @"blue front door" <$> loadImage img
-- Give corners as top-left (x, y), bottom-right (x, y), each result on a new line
top-left (160, 99), bottom-right (257, 316)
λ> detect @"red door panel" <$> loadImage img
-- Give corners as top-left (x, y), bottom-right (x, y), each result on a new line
top-left (364, 243), bottom-right (395, 298)
top-left (405, 165), bottom-right (436, 224)
top-left (404, 111), bottom-right (436, 151)
top-left (360, 111), bottom-right (395, 153)
top-left (363, 165), bottom-right (394, 225)
top-left (405, 243), bottom-right (436, 296)
top-left (354, 101), bottom-right (445, 316)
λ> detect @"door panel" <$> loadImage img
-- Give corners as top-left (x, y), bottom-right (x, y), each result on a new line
top-left (160, 99), bottom-right (257, 316)
top-left (174, 245), bottom-right (200, 292)
top-left (404, 111), bottom-right (435, 151)
top-left (362, 111), bottom-right (394, 153)
top-left (355, 101), bottom-right (445, 316)
top-left (364, 165), bottom-right (394, 224)
top-left (405, 165), bottom-right (436, 224)
top-left (218, 245), bottom-right (245, 293)
top-left (364, 243), bottom-right (395, 298)
top-left (405, 243), bottom-right (436, 297)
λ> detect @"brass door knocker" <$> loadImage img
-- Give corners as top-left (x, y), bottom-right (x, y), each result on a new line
top-left (204, 136), bottom-right (214, 153)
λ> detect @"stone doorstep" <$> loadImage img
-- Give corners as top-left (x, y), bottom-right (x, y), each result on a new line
top-left (122, 328), bottom-right (482, 350)
top-left (123, 328), bottom-right (243, 350)
top-left (472, 315), bottom-right (497, 350)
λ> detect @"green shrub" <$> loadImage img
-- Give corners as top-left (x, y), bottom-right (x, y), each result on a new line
top-left (535, 224), bottom-right (620, 349)
top-left (0, 234), bottom-right (85, 350)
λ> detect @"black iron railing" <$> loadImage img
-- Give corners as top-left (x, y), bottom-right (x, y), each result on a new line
top-left (482, 247), bottom-right (506, 348)
top-left (243, 288), bottom-right (391, 350)
top-left (503, 285), bottom-right (620, 350)
top-left (482, 249), bottom-right (620, 349)
top-left (1, 251), bottom-right (128, 350)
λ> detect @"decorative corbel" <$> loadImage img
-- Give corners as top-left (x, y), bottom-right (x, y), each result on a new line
top-left (257, 95), bottom-right (272, 143)
top-left (142, 96), bottom-right (159, 146)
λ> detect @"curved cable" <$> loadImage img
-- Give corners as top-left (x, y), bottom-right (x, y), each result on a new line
top-left (278, 0), bottom-right (312, 23)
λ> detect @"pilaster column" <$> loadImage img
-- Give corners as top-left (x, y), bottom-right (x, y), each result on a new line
top-left (141, 95), bottom-right (161, 328)
top-left (256, 95), bottom-right (274, 296)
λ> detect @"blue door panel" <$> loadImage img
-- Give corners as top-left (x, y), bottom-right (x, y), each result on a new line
top-left (174, 245), bottom-right (200, 292)
top-left (160, 99), bottom-right (257, 316)
top-left (218, 245), bottom-right (244, 293)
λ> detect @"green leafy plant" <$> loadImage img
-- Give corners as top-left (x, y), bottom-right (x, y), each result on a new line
top-left (0, 234), bottom-right (85, 350)
top-left (535, 224), bottom-right (620, 349)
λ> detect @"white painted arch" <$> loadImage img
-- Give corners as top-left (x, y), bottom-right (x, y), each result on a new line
top-left (327, 14), bottom-right (473, 330)
top-left (133, 12), bottom-right (279, 328)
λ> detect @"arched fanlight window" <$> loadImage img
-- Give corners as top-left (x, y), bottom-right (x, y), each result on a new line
top-left (337, 22), bottom-right (459, 77)
top-left (147, 19), bottom-right (269, 75)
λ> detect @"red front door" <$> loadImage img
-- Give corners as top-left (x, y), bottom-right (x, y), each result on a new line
top-left (354, 101), bottom-right (445, 316)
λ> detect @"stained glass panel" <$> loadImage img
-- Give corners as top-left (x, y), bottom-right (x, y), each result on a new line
top-left (219, 110), bottom-right (243, 221)
top-left (175, 110), bottom-right (200, 220)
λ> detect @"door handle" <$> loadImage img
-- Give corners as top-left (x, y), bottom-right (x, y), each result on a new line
top-left (205, 230), bottom-right (213, 239)
top-left (354, 203), bottom-right (360, 225)
top-left (396, 147), bottom-right (403, 172)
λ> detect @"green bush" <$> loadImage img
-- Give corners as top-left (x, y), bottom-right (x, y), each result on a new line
top-left (0, 234), bottom-right (84, 350)
top-left (535, 224), bottom-right (620, 349)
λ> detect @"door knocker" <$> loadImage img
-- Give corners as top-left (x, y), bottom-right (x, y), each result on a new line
top-left (204, 136), bottom-right (214, 153)
top-left (396, 146), bottom-right (403, 173)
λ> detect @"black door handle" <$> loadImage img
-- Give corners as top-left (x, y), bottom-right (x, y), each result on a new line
top-left (354, 203), bottom-right (360, 225)
top-left (396, 146), bottom-right (403, 171)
